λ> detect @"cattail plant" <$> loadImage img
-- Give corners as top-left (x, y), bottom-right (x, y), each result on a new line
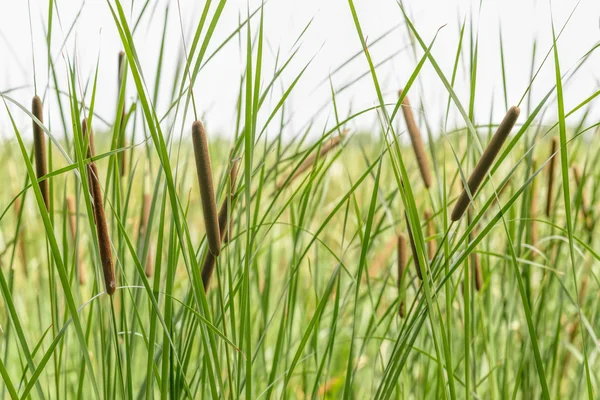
top-left (545, 137), bottom-right (558, 217)
top-left (32, 96), bottom-right (49, 210)
top-left (451, 106), bottom-right (520, 221)
top-left (397, 233), bottom-right (407, 318)
top-left (424, 210), bottom-right (435, 260)
top-left (139, 194), bottom-right (153, 277)
top-left (82, 119), bottom-right (115, 295)
top-left (201, 160), bottom-right (240, 290)
top-left (192, 120), bottom-right (221, 256)
top-left (572, 166), bottom-right (592, 232)
top-left (399, 90), bottom-right (432, 189)
top-left (14, 198), bottom-right (28, 277)
top-left (66, 196), bottom-right (85, 284)
top-left (276, 130), bottom-right (347, 190)
top-left (405, 213), bottom-right (423, 280)
top-left (117, 51), bottom-right (127, 177)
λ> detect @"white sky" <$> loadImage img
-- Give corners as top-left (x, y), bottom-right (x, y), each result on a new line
top-left (0, 0), bottom-right (599, 141)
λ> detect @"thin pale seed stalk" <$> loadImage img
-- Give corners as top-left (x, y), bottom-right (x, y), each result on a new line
top-left (201, 160), bottom-right (240, 291)
top-left (545, 137), bottom-right (558, 217)
top-left (276, 130), bottom-right (347, 190)
top-left (192, 120), bottom-right (221, 256)
top-left (399, 90), bottom-right (432, 189)
top-left (397, 233), bottom-right (407, 318)
top-left (82, 119), bottom-right (115, 295)
top-left (32, 96), bottom-right (49, 210)
top-left (66, 196), bottom-right (85, 285)
top-left (451, 106), bottom-right (520, 221)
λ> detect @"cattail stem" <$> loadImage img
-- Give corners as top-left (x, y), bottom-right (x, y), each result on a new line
top-left (572, 166), bottom-right (592, 232)
top-left (66, 196), bottom-right (86, 284)
top-left (451, 106), bottom-right (520, 221)
top-left (14, 198), bottom-right (28, 277)
top-left (424, 210), bottom-right (435, 260)
top-left (201, 160), bottom-right (240, 290)
top-left (399, 91), bottom-right (432, 189)
top-left (468, 211), bottom-right (483, 291)
top-left (82, 119), bottom-right (115, 295)
top-left (276, 130), bottom-right (347, 190)
top-left (32, 96), bottom-right (49, 210)
top-left (118, 51), bottom-right (127, 177)
top-left (139, 194), bottom-right (153, 277)
top-left (545, 137), bottom-right (558, 217)
top-left (405, 213), bottom-right (423, 280)
top-left (397, 233), bottom-right (407, 318)
top-left (192, 121), bottom-right (221, 257)
top-left (529, 161), bottom-right (538, 249)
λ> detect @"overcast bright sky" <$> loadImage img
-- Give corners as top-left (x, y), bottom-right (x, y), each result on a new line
top-left (1, 0), bottom-right (599, 140)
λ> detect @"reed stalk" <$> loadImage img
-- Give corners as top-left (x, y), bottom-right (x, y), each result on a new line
top-left (399, 90), bottom-right (432, 189)
top-left (82, 119), bottom-right (115, 295)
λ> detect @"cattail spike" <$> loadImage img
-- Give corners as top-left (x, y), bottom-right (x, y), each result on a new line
top-left (82, 119), bottom-right (115, 295)
top-left (397, 233), bottom-right (407, 318)
top-left (32, 96), bottom-right (50, 210)
top-left (399, 90), bottom-right (432, 189)
top-left (192, 120), bottom-right (221, 256)
top-left (202, 160), bottom-right (241, 290)
top-left (405, 213), bottom-right (423, 280)
top-left (545, 137), bottom-right (558, 217)
top-left (451, 106), bottom-right (520, 221)
top-left (276, 130), bottom-right (347, 190)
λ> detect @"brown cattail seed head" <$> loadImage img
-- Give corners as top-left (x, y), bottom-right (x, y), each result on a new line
top-left (192, 120), bottom-right (221, 256)
top-left (472, 252), bottom-right (483, 291)
top-left (397, 233), bottom-right (407, 318)
top-left (545, 137), bottom-right (558, 217)
top-left (82, 119), bottom-right (115, 295)
top-left (451, 106), bottom-right (520, 221)
top-left (202, 160), bottom-right (241, 290)
top-left (399, 90), bottom-right (432, 189)
top-left (32, 96), bottom-right (50, 210)
top-left (405, 213), bottom-right (423, 280)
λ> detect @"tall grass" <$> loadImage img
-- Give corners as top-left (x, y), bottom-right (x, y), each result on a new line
top-left (0, 1), bottom-right (598, 399)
